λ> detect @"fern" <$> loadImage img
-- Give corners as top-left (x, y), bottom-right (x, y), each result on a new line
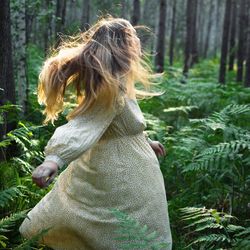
top-left (0, 210), bottom-right (29, 233)
top-left (110, 208), bottom-right (170, 250)
top-left (13, 227), bottom-right (53, 250)
top-left (0, 104), bottom-right (21, 125)
top-left (163, 106), bottom-right (198, 115)
top-left (232, 225), bottom-right (250, 249)
top-left (6, 122), bottom-right (44, 152)
top-left (0, 185), bottom-right (27, 208)
top-left (180, 207), bottom-right (246, 249)
top-left (183, 140), bottom-right (250, 172)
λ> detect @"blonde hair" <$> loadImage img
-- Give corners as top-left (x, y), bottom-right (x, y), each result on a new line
top-left (38, 16), bottom-right (163, 124)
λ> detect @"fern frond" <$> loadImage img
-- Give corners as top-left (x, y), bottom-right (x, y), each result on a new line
top-left (0, 139), bottom-right (12, 148)
top-left (163, 106), bottom-right (198, 114)
top-left (180, 207), bottom-right (245, 249)
top-left (0, 185), bottom-right (27, 208)
top-left (0, 210), bottom-right (29, 233)
top-left (190, 234), bottom-right (231, 246)
top-left (221, 104), bottom-right (250, 116)
top-left (13, 227), bottom-right (52, 250)
top-left (226, 224), bottom-right (245, 233)
top-left (183, 140), bottom-right (250, 172)
top-left (0, 234), bottom-right (8, 248)
top-left (184, 217), bottom-right (216, 228)
top-left (110, 208), bottom-right (170, 250)
top-left (12, 157), bottom-right (33, 174)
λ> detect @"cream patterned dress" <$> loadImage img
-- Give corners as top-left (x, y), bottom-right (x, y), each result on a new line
top-left (19, 95), bottom-right (172, 250)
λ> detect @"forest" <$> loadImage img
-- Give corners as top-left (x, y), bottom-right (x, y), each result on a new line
top-left (0, 0), bottom-right (250, 249)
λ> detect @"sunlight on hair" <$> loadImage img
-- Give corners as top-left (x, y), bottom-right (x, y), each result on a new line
top-left (37, 15), bottom-right (164, 125)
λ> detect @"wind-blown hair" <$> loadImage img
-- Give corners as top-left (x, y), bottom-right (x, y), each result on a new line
top-left (38, 16), bottom-right (162, 124)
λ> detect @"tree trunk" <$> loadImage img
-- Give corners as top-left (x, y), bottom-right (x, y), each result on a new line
top-left (25, 0), bottom-right (35, 44)
top-left (183, 0), bottom-right (198, 76)
top-left (169, 0), bottom-right (176, 66)
top-left (55, 0), bottom-right (62, 36)
top-left (197, 0), bottom-right (205, 58)
top-left (191, 0), bottom-right (198, 64)
top-left (0, 0), bottom-right (17, 161)
top-left (213, 0), bottom-right (222, 56)
top-left (11, 0), bottom-right (28, 115)
top-left (237, 0), bottom-right (247, 82)
top-left (55, 0), bottom-right (66, 40)
top-left (244, 1), bottom-right (250, 87)
top-left (61, 0), bottom-right (66, 28)
top-left (219, 0), bottom-right (232, 84)
top-left (81, 0), bottom-right (90, 30)
top-left (204, 0), bottom-right (215, 58)
top-left (121, 0), bottom-right (129, 19)
top-left (155, 0), bottom-right (167, 73)
top-left (228, 0), bottom-right (237, 71)
top-left (44, 1), bottom-right (49, 53)
top-left (142, 0), bottom-right (158, 50)
top-left (131, 0), bottom-right (140, 26)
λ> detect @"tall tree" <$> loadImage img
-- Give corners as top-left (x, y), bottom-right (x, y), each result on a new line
top-left (43, 0), bottom-right (55, 53)
top-left (244, 1), bottom-right (250, 87)
top-left (237, 0), bottom-right (247, 82)
top-left (169, 0), bottom-right (176, 66)
top-left (142, 0), bottom-right (158, 50)
top-left (219, 0), bottom-right (232, 84)
top-left (81, 0), bottom-right (90, 30)
top-left (197, 0), bottom-right (204, 58)
top-left (131, 0), bottom-right (140, 26)
top-left (228, 0), bottom-right (237, 71)
top-left (183, 0), bottom-right (198, 76)
top-left (0, 0), bottom-right (16, 160)
top-left (121, 0), bottom-right (129, 19)
top-left (191, 0), bottom-right (198, 64)
top-left (55, 0), bottom-right (67, 38)
top-left (213, 0), bottom-right (223, 56)
top-left (204, 0), bottom-right (215, 58)
top-left (155, 0), bottom-right (167, 73)
top-left (11, 0), bottom-right (28, 115)
top-left (25, 0), bottom-right (38, 44)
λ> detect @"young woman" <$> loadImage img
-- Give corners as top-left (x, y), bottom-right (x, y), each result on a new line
top-left (19, 16), bottom-right (172, 249)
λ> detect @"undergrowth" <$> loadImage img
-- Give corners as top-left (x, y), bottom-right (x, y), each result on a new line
top-left (0, 45), bottom-right (249, 249)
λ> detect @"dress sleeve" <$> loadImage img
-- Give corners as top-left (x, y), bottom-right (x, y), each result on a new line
top-left (43, 97), bottom-right (124, 169)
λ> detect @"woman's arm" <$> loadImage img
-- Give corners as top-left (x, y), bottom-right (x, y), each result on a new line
top-left (43, 104), bottom-right (116, 169)
top-left (32, 98), bottom-right (124, 188)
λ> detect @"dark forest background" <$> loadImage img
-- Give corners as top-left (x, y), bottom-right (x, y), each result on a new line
top-left (0, 0), bottom-right (250, 249)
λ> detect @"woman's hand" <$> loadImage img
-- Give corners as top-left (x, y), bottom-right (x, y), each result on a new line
top-left (32, 161), bottom-right (59, 188)
top-left (149, 141), bottom-right (167, 157)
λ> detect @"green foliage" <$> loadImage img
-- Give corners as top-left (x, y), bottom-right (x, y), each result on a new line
top-left (0, 186), bottom-right (27, 209)
top-left (0, 106), bottom-right (56, 249)
top-left (180, 207), bottom-right (249, 249)
top-left (139, 60), bottom-right (250, 249)
top-left (0, 210), bottom-right (29, 234)
top-left (13, 227), bottom-right (53, 250)
top-left (1, 122), bottom-right (45, 175)
top-left (2, 51), bottom-right (250, 249)
top-left (110, 208), bottom-right (170, 250)
top-left (0, 104), bottom-right (21, 125)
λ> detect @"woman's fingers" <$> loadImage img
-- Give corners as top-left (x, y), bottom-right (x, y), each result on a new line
top-left (32, 165), bottom-right (54, 188)
top-left (156, 145), bottom-right (162, 156)
top-left (44, 170), bottom-right (57, 187)
top-left (155, 142), bottom-right (166, 157)
top-left (158, 143), bottom-right (166, 156)
top-left (149, 141), bottom-right (167, 157)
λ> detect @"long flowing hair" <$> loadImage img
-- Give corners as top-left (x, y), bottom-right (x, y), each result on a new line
top-left (38, 16), bottom-right (163, 124)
